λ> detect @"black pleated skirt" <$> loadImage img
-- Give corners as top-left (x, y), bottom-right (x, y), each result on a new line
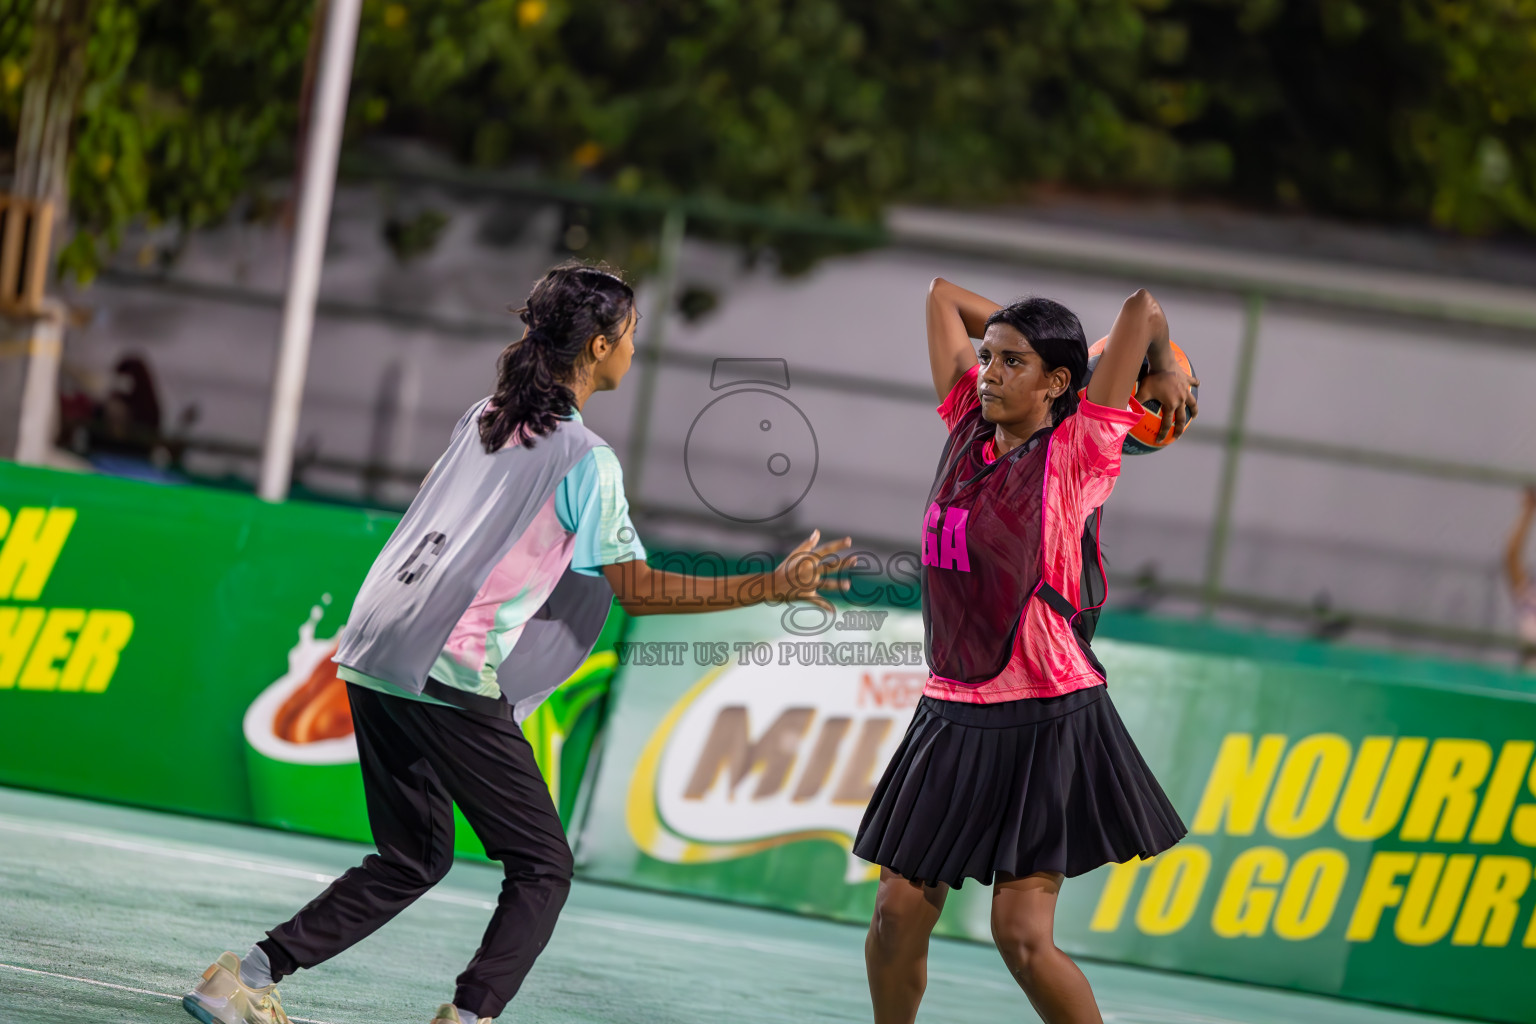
top-left (853, 685), bottom-right (1187, 888)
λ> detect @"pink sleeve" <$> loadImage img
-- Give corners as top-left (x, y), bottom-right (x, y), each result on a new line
top-left (1055, 395), bottom-right (1146, 491)
top-left (936, 365), bottom-right (980, 431)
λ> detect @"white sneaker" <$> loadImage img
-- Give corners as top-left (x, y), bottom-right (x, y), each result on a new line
top-left (182, 952), bottom-right (293, 1024)
top-left (430, 1003), bottom-right (491, 1024)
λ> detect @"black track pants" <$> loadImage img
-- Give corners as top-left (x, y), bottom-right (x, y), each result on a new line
top-left (260, 683), bottom-right (572, 1018)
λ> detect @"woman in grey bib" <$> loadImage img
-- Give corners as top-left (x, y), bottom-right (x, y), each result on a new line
top-left (183, 263), bottom-right (852, 1024)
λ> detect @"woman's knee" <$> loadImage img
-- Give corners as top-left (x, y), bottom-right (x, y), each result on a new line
top-left (990, 915), bottom-right (1056, 980)
top-left (991, 902), bottom-right (1055, 974)
top-left (498, 839), bottom-right (574, 886)
top-left (869, 877), bottom-right (943, 951)
top-left (546, 843), bottom-right (575, 885)
top-left (990, 871), bottom-right (1062, 976)
top-left (992, 921), bottom-right (1040, 964)
top-left (368, 846), bottom-right (453, 893)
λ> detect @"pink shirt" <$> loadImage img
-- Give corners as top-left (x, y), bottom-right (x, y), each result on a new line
top-left (924, 365), bottom-right (1144, 703)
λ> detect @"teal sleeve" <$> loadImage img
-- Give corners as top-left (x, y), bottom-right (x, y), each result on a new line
top-left (555, 447), bottom-right (647, 577)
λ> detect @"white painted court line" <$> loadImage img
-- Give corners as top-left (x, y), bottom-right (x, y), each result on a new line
top-left (0, 959), bottom-right (1229, 1024)
top-left (0, 817), bottom-right (336, 884)
top-left (0, 961), bottom-right (336, 1024)
top-left (0, 962), bottom-right (176, 1001)
top-left (0, 813), bottom-right (1252, 1021)
top-left (0, 815), bottom-right (874, 961)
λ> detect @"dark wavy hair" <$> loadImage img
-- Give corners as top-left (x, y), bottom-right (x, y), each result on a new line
top-left (480, 262), bottom-right (635, 452)
top-left (985, 297), bottom-right (1089, 424)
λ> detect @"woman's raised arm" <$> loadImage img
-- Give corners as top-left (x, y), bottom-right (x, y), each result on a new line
top-left (927, 278), bottom-right (998, 401)
top-left (1507, 487), bottom-right (1536, 594)
top-left (1087, 289), bottom-right (1198, 442)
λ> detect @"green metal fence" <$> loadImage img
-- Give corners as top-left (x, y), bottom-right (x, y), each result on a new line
top-left (93, 156), bottom-right (1536, 663)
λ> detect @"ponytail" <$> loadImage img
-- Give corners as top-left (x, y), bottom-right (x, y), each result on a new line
top-left (480, 329), bottom-right (572, 452)
top-left (480, 262), bottom-right (635, 452)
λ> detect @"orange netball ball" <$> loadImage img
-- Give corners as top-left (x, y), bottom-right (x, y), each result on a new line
top-left (1081, 337), bottom-right (1197, 455)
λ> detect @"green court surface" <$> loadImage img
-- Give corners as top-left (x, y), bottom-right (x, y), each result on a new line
top-left (0, 787), bottom-right (1472, 1024)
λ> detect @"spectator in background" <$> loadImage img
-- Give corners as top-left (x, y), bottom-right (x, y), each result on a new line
top-left (56, 353), bottom-right (184, 483)
top-left (96, 354), bottom-right (163, 456)
top-left (1508, 487), bottom-right (1536, 671)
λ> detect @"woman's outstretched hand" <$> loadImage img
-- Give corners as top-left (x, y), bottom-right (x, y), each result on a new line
top-left (1137, 368), bottom-right (1200, 443)
top-left (771, 530), bottom-right (855, 613)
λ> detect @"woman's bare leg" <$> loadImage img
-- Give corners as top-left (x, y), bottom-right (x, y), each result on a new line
top-left (991, 872), bottom-right (1103, 1024)
top-left (865, 867), bottom-right (948, 1024)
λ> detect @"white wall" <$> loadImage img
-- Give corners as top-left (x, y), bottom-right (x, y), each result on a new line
top-left (59, 185), bottom-right (1536, 653)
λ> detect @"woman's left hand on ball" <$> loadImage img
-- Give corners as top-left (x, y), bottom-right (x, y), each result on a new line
top-left (1137, 369), bottom-right (1199, 443)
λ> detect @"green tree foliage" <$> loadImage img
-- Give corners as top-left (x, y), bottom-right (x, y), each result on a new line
top-left (2, 0), bottom-right (1535, 282)
top-left (1, 0), bottom-right (315, 280)
top-left (353, 0), bottom-right (1232, 218)
top-left (1172, 0), bottom-right (1536, 233)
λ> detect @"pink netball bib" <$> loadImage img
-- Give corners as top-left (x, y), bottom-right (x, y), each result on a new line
top-left (921, 405), bottom-right (1052, 686)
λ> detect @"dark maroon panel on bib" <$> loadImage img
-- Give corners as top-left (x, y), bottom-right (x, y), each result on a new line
top-left (920, 405), bottom-right (1050, 685)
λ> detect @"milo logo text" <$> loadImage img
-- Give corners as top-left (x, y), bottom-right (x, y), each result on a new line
top-left (679, 675), bottom-right (924, 808)
top-left (0, 507), bottom-right (134, 693)
top-left (628, 615), bottom-right (929, 881)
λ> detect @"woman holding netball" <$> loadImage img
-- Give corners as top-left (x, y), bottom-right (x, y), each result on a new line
top-left (182, 262), bottom-right (850, 1024)
top-left (853, 279), bottom-right (1195, 1023)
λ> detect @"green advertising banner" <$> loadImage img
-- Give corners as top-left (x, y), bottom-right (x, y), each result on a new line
top-left (0, 463), bottom-right (622, 851)
top-left (10, 461), bottom-right (1536, 1020)
top-left (576, 604), bottom-right (1536, 1023)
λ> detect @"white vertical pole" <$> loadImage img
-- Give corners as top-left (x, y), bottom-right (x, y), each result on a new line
top-left (624, 206), bottom-right (686, 511)
top-left (258, 0), bottom-right (362, 502)
top-left (14, 302), bottom-right (63, 465)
